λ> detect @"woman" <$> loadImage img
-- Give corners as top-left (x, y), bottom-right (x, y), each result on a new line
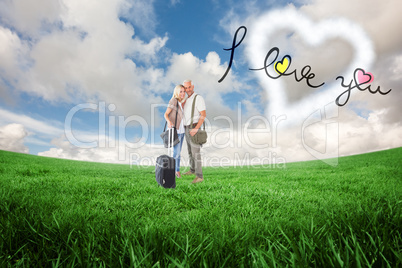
top-left (164, 85), bottom-right (186, 178)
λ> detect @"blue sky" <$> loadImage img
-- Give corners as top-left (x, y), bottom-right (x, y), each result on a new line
top-left (1, 0), bottom-right (401, 165)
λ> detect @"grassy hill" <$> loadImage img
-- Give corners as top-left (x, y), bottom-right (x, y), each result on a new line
top-left (0, 148), bottom-right (401, 267)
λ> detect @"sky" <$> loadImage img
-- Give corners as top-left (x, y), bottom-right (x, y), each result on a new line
top-left (0, 0), bottom-right (401, 167)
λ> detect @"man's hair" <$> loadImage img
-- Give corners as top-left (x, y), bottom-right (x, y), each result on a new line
top-left (183, 79), bottom-right (192, 84)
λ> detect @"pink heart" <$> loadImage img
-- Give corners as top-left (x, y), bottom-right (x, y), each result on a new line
top-left (357, 69), bottom-right (374, 84)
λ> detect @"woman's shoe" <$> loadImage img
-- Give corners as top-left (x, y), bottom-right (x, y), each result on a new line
top-left (176, 172), bottom-right (182, 178)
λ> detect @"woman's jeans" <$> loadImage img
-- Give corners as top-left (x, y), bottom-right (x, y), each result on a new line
top-left (173, 133), bottom-right (185, 172)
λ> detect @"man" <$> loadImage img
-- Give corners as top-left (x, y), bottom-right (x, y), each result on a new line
top-left (182, 80), bottom-right (206, 184)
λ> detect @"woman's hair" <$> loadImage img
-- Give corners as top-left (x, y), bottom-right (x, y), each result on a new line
top-left (172, 84), bottom-right (184, 101)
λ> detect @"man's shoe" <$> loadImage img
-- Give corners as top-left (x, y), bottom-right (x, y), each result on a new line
top-left (183, 171), bottom-right (195, 175)
top-left (192, 177), bottom-right (204, 184)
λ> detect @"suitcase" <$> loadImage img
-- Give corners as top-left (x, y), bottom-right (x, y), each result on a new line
top-left (155, 127), bottom-right (176, 188)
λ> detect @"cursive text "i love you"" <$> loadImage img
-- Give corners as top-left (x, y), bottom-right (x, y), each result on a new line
top-left (218, 26), bottom-right (392, 107)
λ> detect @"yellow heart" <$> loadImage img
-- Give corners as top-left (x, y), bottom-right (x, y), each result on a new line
top-left (275, 56), bottom-right (290, 74)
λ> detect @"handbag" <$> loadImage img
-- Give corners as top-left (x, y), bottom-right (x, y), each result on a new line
top-left (190, 95), bottom-right (207, 145)
top-left (160, 124), bottom-right (179, 148)
top-left (160, 101), bottom-right (180, 148)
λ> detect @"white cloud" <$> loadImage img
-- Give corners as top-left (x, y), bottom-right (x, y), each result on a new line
top-left (0, 26), bottom-right (26, 74)
top-left (0, 108), bottom-right (63, 137)
top-left (119, 0), bottom-right (157, 37)
top-left (0, 26), bottom-right (30, 103)
top-left (243, 7), bottom-right (376, 127)
top-left (391, 55), bottom-right (402, 81)
top-left (1, 0), bottom-right (168, 116)
top-left (16, 101), bottom-right (400, 166)
top-left (337, 109), bottom-right (402, 156)
top-left (170, 0), bottom-right (181, 6)
top-left (300, 0), bottom-right (402, 54)
top-left (0, 0), bottom-right (62, 36)
top-left (0, 123), bottom-right (29, 153)
top-left (0, 108), bottom-right (106, 150)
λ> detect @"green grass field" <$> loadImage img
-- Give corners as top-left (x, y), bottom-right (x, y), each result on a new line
top-left (0, 148), bottom-right (401, 267)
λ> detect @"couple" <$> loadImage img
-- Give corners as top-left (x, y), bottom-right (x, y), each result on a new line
top-left (164, 80), bottom-right (206, 184)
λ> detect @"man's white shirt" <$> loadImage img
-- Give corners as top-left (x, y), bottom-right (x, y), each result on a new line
top-left (183, 93), bottom-right (206, 126)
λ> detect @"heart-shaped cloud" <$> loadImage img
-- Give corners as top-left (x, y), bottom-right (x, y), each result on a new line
top-left (245, 7), bottom-right (375, 125)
